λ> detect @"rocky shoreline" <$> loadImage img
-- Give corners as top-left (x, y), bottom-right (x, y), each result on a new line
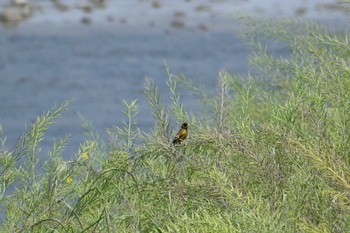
top-left (0, 0), bottom-right (348, 29)
top-left (0, 0), bottom-right (105, 25)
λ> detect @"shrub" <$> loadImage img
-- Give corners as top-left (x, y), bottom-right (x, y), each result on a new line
top-left (1, 16), bottom-right (350, 232)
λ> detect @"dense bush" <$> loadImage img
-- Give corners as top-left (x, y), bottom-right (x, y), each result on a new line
top-left (1, 16), bottom-right (350, 232)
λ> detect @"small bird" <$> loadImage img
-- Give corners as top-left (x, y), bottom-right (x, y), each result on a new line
top-left (172, 123), bottom-right (189, 145)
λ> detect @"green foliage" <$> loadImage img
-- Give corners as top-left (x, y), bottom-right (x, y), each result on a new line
top-left (144, 76), bottom-right (171, 142)
top-left (1, 16), bottom-right (350, 232)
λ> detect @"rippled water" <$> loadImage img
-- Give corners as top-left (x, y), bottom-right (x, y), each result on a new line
top-left (0, 0), bottom-right (347, 158)
top-left (0, 22), bottom-right (251, 157)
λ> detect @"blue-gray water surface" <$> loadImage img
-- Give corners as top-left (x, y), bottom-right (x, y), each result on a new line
top-left (1, 0), bottom-right (346, 158)
top-left (0, 23), bottom-right (252, 158)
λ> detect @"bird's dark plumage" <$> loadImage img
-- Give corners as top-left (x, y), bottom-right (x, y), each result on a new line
top-left (172, 123), bottom-right (189, 145)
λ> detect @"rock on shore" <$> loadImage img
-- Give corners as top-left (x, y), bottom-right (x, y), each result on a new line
top-left (0, 0), bottom-right (33, 24)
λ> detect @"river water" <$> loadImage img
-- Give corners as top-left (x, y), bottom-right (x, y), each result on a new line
top-left (0, 0), bottom-right (347, 158)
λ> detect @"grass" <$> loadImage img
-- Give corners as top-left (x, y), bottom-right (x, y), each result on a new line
top-left (1, 16), bottom-right (350, 232)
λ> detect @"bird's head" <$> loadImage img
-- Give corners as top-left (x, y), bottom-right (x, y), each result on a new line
top-left (181, 123), bottom-right (189, 129)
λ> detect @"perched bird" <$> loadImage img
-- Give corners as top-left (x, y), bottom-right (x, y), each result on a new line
top-left (172, 123), bottom-right (189, 145)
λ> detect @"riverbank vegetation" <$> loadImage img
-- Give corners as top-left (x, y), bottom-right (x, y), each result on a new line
top-left (1, 16), bottom-right (350, 232)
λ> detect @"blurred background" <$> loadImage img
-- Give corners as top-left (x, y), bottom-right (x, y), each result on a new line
top-left (0, 0), bottom-right (348, 158)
